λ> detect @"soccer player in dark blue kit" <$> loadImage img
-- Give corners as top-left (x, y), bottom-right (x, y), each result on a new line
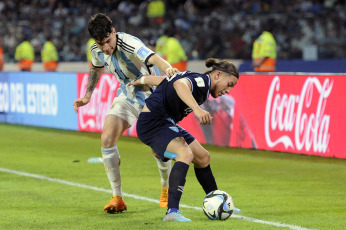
top-left (128, 58), bottom-right (239, 222)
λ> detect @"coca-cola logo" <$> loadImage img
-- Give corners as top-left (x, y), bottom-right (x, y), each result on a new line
top-left (78, 73), bottom-right (119, 131)
top-left (265, 76), bottom-right (333, 153)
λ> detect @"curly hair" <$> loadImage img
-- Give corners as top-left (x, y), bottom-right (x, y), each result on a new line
top-left (88, 13), bottom-right (113, 42)
top-left (204, 58), bottom-right (239, 79)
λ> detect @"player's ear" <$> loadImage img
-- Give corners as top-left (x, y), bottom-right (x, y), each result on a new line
top-left (112, 27), bottom-right (116, 34)
top-left (214, 71), bottom-right (222, 80)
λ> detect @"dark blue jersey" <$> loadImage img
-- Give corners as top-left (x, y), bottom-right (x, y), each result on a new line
top-left (146, 71), bottom-right (211, 123)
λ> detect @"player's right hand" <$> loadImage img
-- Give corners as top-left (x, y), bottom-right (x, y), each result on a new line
top-left (193, 108), bottom-right (213, 125)
top-left (73, 97), bottom-right (90, 113)
top-left (165, 67), bottom-right (179, 77)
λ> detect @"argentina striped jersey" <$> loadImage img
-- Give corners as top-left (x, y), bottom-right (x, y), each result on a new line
top-left (90, 32), bottom-right (160, 106)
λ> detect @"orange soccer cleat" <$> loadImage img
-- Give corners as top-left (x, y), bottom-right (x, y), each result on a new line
top-left (104, 195), bottom-right (127, 214)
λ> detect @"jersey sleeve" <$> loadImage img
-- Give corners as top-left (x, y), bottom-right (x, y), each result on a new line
top-left (90, 45), bottom-right (104, 68)
top-left (184, 73), bottom-right (210, 103)
top-left (125, 34), bottom-right (155, 65)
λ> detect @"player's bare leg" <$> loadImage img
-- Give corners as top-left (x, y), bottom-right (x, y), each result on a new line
top-left (189, 140), bottom-right (242, 213)
top-left (162, 137), bottom-right (192, 222)
top-left (101, 114), bottom-right (129, 213)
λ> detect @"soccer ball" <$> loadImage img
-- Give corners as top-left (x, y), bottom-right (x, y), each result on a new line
top-left (202, 190), bottom-right (234, 220)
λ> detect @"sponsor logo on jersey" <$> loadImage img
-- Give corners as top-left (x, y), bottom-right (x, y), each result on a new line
top-left (184, 107), bottom-right (192, 115)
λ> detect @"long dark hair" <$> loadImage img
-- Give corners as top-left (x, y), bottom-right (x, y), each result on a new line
top-left (204, 58), bottom-right (239, 79)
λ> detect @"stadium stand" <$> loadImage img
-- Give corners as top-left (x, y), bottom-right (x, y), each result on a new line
top-left (0, 0), bottom-right (345, 62)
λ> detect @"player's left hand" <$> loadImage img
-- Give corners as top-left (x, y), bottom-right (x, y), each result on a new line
top-left (165, 67), bottom-right (179, 77)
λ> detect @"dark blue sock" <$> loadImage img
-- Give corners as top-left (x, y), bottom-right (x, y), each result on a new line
top-left (194, 164), bottom-right (218, 194)
top-left (167, 208), bottom-right (179, 214)
top-left (167, 161), bottom-right (189, 210)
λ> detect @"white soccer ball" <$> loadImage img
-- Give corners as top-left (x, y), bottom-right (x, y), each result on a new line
top-left (202, 190), bottom-right (234, 220)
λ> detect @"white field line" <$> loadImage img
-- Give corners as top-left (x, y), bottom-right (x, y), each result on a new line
top-left (0, 167), bottom-right (315, 230)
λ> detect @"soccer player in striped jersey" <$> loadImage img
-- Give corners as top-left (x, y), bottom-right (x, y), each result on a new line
top-left (129, 58), bottom-right (239, 222)
top-left (73, 13), bottom-right (178, 214)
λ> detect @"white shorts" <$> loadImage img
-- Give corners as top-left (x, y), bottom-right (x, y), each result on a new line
top-left (107, 94), bottom-right (143, 126)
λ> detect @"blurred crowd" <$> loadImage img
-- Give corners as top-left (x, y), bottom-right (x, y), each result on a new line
top-left (0, 0), bottom-right (345, 63)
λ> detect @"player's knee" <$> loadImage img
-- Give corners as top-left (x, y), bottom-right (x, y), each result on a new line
top-left (101, 133), bottom-right (115, 148)
top-left (201, 150), bottom-right (211, 166)
top-left (176, 148), bottom-right (194, 164)
top-left (184, 152), bottom-right (194, 163)
top-left (194, 149), bottom-right (210, 168)
top-left (184, 149), bottom-right (194, 163)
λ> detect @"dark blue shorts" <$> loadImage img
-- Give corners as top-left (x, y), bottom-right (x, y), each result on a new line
top-left (136, 112), bottom-right (195, 162)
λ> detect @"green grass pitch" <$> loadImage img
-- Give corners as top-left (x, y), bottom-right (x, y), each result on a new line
top-left (0, 123), bottom-right (345, 230)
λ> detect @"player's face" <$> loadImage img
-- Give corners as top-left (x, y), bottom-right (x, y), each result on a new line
top-left (211, 73), bottom-right (238, 98)
top-left (95, 28), bottom-right (117, 55)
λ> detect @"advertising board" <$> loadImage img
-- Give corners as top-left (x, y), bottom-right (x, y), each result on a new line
top-left (0, 72), bottom-right (77, 130)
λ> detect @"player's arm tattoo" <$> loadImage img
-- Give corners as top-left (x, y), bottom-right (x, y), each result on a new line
top-left (86, 66), bottom-right (102, 95)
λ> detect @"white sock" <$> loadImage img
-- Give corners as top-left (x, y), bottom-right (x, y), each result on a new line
top-left (153, 156), bottom-right (171, 188)
top-left (102, 146), bottom-right (122, 197)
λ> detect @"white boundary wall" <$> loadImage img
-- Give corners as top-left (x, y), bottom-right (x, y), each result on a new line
top-left (2, 60), bottom-right (243, 73)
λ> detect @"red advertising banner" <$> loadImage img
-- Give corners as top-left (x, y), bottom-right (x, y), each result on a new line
top-left (77, 73), bottom-right (346, 159)
top-left (77, 73), bottom-right (119, 132)
top-left (181, 74), bottom-right (346, 159)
